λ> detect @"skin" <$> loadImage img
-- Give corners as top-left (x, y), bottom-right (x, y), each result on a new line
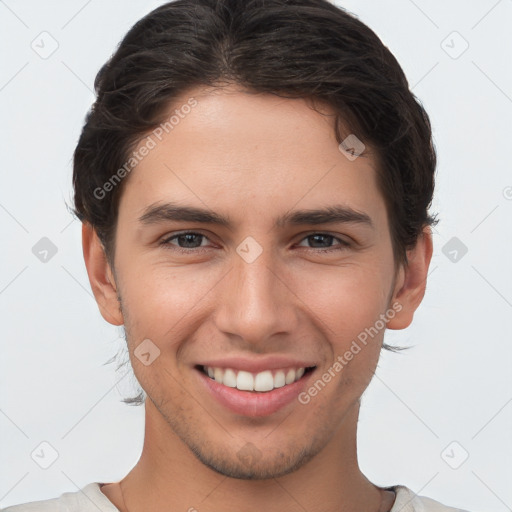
top-left (83, 84), bottom-right (432, 512)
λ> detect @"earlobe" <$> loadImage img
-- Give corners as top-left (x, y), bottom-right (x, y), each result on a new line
top-left (387, 228), bottom-right (433, 330)
top-left (82, 223), bottom-right (124, 326)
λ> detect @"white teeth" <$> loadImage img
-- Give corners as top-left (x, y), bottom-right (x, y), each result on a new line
top-left (254, 370), bottom-right (274, 392)
top-left (213, 367), bottom-right (223, 384)
top-left (223, 368), bottom-right (237, 388)
top-left (237, 371), bottom-right (254, 391)
top-left (285, 369), bottom-right (296, 385)
top-left (274, 370), bottom-right (286, 388)
top-left (202, 365), bottom-right (309, 392)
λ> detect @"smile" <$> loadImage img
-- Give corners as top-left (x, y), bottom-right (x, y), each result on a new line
top-left (195, 362), bottom-right (317, 417)
top-left (201, 365), bottom-right (314, 392)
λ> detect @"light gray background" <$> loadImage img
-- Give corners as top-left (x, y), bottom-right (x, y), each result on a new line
top-left (1, 1), bottom-right (511, 510)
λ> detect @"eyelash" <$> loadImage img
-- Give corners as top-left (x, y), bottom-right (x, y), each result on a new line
top-left (159, 231), bottom-right (351, 254)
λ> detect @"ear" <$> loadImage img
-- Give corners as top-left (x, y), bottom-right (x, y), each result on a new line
top-left (82, 222), bottom-right (124, 326)
top-left (387, 227), bottom-right (433, 330)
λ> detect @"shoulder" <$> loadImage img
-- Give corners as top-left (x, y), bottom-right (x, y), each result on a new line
top-left (391, 485), bottom-right (471, 512)
top-left (1, 483), bottom-right (119, 512)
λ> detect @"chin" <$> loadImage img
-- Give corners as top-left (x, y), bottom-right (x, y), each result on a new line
top-left (187, 440), bottom-right (320, 480)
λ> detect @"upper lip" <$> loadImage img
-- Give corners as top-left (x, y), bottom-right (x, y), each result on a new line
top-left (196, 356), bottom-right (317, 374)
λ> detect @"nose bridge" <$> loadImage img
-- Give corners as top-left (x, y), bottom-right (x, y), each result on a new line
top-left (214, 241), bottom-right (295, 343)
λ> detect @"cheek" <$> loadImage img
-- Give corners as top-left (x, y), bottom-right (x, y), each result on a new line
top-left (117, 261), bottom-right (221, 342)
top-left (291, 262), bottom-right (393, 342)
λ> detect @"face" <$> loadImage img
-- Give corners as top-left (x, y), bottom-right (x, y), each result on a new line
top-left (85, 84), bottom-right (430, 480)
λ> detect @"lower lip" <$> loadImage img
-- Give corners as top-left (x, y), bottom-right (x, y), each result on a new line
top-left (196, 368), bottom-right (314, 417)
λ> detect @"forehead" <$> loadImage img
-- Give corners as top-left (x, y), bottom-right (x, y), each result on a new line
top-left (118, 84), bottom-right (386, 228)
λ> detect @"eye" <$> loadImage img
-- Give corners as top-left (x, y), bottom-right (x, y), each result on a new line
top-left (159, 231), bottom-right (351, 255)
top-left (296, 233), bottom-right (351, 253)
top-left (159, 231), bottom-right (212, 253)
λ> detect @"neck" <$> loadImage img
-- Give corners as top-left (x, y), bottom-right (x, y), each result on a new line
top-left (106, 399), bottom-right (384, 512)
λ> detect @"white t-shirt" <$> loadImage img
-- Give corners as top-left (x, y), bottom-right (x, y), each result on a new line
top-left (1, 483), bottom-right (470, 512)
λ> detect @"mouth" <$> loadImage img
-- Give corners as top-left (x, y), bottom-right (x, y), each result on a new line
top-left (194, 363), bottom-right (317, 417)
top-left (197, 364), bottom-right (316, 392)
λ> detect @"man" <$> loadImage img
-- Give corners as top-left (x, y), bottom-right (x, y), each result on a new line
top-left (3, 0), bottom-right (470, 510)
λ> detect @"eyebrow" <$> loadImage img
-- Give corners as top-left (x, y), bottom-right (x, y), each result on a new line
top-left (138, 202), bottom-right (373, 229)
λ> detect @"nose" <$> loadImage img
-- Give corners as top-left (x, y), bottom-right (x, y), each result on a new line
top-left (213, 243), bottom-right (298, 347)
